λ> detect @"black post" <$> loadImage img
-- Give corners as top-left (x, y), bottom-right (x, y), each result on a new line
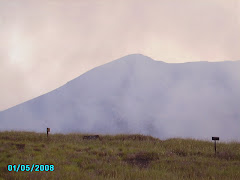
top-left (214, 140), bottom-right (216, 155)
top-left (47, 128), bottom-right (50, 138)
top-left (212, 137), bottom-right (219, 156)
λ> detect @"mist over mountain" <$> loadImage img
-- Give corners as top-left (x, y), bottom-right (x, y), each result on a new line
top-left (0, 54), bottom-right (239, 141)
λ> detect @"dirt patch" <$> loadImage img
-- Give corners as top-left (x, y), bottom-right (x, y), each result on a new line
top-left (33, 148), bottom-right (41, 152)
top-left (124, 152), bottom-right (158, 168)
top-left (15, 144), bottom-right (25, 151)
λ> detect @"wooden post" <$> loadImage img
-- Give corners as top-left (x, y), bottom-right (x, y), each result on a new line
top-left (47, 128), bottom-right (50, 137)
top-left (212, 137), bottom-right (219, 155)
top-left (214, 140), bottom-right (216, 155)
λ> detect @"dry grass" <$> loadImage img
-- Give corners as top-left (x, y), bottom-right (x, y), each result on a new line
top-left (0, 131), bottom-right (240, 179)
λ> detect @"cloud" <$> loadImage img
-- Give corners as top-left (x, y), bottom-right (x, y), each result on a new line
top-left (0, 0), bottom-right (239, 110)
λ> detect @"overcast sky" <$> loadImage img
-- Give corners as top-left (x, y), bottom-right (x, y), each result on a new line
top-left (0, 0), bottom-right (240, 111)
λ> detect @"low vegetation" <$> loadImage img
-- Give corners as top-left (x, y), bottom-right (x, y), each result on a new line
top-left (0, 131), bottom-right (240, 179)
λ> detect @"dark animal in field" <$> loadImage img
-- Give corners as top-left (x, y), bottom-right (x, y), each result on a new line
top-left (83, 135), bottom-right (100, 140)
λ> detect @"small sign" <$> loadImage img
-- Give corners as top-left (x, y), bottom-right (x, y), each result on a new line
top-left (212, 137), bottom-right (219, 141)
top-left (212, 136), bottom-right (219, 155)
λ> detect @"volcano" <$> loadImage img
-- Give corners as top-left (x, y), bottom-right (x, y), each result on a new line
top-left (0, 54), bottom-right (240, 141)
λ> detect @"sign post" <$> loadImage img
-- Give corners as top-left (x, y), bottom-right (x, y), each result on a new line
top-left (212, 137), bottom-right (219, 155)
top-left (47, 128), bottom-right (50, 137)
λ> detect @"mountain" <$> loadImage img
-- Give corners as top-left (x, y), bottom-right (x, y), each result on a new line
top-left (0, 54), bottom-right (240, 141)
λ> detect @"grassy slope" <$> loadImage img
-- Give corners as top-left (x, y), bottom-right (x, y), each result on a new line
top-left (0, 131), bottom-right (240, 180)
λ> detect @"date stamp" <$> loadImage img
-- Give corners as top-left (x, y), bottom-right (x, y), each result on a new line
top-left (8, 164), bottom-right (54, 172)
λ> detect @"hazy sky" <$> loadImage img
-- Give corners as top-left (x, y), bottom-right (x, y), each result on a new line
top-left (0, 0), bottom-right (240, 110)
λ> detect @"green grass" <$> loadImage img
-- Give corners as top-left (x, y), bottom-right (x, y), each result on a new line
top-left (0, 131), bottom-right (240, 180)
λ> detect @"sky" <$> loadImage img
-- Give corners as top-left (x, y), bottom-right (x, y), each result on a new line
top-left (0, 0), bottom-right (240, 111)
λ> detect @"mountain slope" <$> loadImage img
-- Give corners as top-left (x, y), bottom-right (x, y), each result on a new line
top-left (0, 54), bottom-right (240, 141)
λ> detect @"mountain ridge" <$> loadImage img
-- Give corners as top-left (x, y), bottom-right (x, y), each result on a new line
top-left (0, 54), bottom-right (239, 141)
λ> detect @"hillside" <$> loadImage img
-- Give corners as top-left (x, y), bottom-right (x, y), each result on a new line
top-left (0, 54), bottom-right (240, 141)
top-left (0, 131), bottom-right (240, 179)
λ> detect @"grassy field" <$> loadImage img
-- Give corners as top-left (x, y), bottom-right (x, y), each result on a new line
top-left (0, 131), bottom-right (240, 180)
